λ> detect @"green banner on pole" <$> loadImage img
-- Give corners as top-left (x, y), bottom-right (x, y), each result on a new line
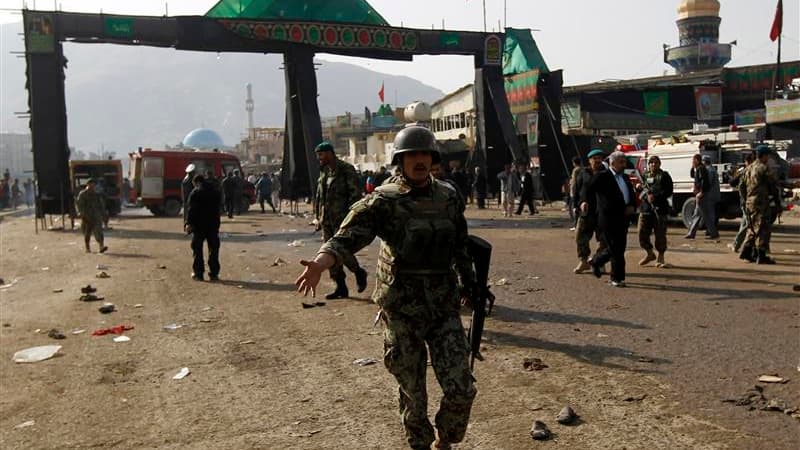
top-left (643, 91), bottom-right (669, 117)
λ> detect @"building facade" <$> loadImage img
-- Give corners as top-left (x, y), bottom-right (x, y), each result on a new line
top-left (0, 133), bottom-right (34, 180)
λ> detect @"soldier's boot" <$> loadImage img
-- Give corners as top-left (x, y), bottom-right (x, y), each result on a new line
top-left (756, 249), bottom-right (776, 265)
top-left (573, 258), bottom-right (590, 274)
top-left (325, 277), bottom-right (349, 300)
top-left (355, 268), bottom-right (368, 293)
top-left (739, 245), bottom-right (756, 263)
top-left (638, 249), bottom-right (657, 266)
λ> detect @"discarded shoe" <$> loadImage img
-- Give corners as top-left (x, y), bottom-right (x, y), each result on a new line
top-left (96, 271), bottom-right (110, 279)
top-left (79, 294), bottom-right (104, 302)
top-left (80, 285), bottom-right (97, 294)
top-left (98, 303), bottom-right (116, 314)
top-left (530, 420), bottom-right (551, 440)
top-left (47, 329), bottom-right (66, 340)
top-left (556, 405), bottom-right (578, 425)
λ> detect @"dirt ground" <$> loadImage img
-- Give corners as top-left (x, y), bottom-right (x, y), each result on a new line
top-left (1, 203), bottom-right (798, 449)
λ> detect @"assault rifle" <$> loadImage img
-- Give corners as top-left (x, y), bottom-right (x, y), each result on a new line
top-left (466, 235), bottom-right (495, 371)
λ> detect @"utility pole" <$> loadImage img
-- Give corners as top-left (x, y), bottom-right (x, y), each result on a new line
top-left (482, 0), bottom-right (487, 32)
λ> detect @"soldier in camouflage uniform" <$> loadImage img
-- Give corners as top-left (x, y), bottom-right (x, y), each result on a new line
top-left (739, 145), bottom-right (778, 264)
top-left (297, 126), bottom-right (477, 450)
top-left (636, 155), bottom-right (673, 267)
top-left (573, 149), bottom-right (607, 273)
top-left (313, 141), bottom-right (368, 299)
top-left (76, 179), bottom-right (108, 253)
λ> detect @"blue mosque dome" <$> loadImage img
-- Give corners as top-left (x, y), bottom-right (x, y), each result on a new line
top-left (182, 128), bottom-right (225, 149)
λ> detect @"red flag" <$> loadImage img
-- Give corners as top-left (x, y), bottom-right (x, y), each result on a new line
top-left (770, 0), bottom-right (783, 42)
top-left (378, 82), bottom-right (385, 103)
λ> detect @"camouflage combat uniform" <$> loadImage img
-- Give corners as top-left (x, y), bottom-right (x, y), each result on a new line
top-left (76, 186), bottom-right (106, 249)
top-left (319, 177), bottom-right (477, 449)
top-left (741, 159), bottom-right (777, 251)
top-left (637, 168), bottom-right (673, 253)
top-left (574, 167), bottom-right (606, 259)
top-left (315, 158), bottom-right (364, 281)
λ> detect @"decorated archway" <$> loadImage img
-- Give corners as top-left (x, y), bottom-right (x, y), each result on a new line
top-left (23, 1), bottom-right (521, 214)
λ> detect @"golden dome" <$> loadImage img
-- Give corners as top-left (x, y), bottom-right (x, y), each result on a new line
top-left (677, 0), bottom-right (720, 19)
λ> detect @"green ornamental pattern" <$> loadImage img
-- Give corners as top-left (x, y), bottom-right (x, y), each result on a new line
top-left (220, 20), bottom-right (419, 51)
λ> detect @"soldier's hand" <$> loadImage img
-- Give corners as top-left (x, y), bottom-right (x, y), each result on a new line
top-left (295, 260), bottom-right (323, 297)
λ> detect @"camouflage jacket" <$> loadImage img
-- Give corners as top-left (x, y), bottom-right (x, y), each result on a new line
top-left (76, 188), bottom-right (105, 221)
top-left (742, 160), bottom-right (777, 210)
top-left (315, 158), bottom-right (362, 228)
top-left (319, 177), bottom-right (476, 316)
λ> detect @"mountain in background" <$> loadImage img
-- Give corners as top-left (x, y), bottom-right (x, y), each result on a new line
top-left (0, 21), bottom-right (443, 155)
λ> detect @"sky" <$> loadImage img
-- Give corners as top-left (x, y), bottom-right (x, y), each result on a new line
top-left (0, 0), bottom-right (798, 93)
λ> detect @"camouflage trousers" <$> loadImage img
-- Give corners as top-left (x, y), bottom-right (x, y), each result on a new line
top-left (81, 217), bottom-right (104, 246)
top-left (383, 311), bottom-right (476, 449)
top-left (576, 215), bottom-right (606, 259)
top-left (744, 208), bottom-right (771, 251)
top-left (637, 212), bottom-right (667, 253)
top-left (322, 224), bottom-right (362, 281)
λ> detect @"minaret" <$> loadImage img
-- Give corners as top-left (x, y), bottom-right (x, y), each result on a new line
top-left (245, 83), bottom-right (255, 138)
top-left (664, 0), bottom-right (732, 74)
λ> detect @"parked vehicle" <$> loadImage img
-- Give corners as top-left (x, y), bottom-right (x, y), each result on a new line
top-left (69, 159), bottom-right (123, 217)
top-left (129, 148), bottom-right (255, 216)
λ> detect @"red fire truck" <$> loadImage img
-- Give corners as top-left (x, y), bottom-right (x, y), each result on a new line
top-left (129, 149), bottom-right (255, 216)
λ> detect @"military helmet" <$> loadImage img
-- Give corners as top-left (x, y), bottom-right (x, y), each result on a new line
top-left (391, 125), bottom-right (440, 165)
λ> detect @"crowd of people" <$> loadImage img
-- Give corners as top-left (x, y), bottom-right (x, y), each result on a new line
top-left (567, 144), bottom-right (792, 288)
top-left (0, 169), bottom-right (34, 211)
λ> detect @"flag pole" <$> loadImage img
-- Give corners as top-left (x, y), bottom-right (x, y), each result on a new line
top-left (482, 0), bottom-right (487, 32)
top-left (775, 33), bottom-right (782, 93)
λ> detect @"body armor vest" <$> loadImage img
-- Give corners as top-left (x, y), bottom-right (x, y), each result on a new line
top-left (376, 180), bottom-right (459, 276)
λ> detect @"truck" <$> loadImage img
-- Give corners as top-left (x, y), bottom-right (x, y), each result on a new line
top-left (69, 159), bottom-right (123, 217)
top-left (129, 149), bottom-right (255, 216)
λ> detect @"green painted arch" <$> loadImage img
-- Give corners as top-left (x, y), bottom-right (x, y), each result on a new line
top-left (206, 0), bottom-right (389, 26)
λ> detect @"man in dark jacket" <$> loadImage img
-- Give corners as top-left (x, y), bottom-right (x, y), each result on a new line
top-left (222, 171), bottom-right (236, 219)
top-left (685, 154), bottom-right (718, 239)
top-left (255, 172), bottom-right (276, 213)
top-left (573, 150), bottom-right (607, 274)
top-left (581, 151), bottom-right (636, 287)
top-left (185, 175), bottom-right (222, 281)
top-left (181, 164), bottom-right (196, 222)
top-left (515, 164), bottom-right (538, 215)
top-left (636, 155), bottom-right (673, 267)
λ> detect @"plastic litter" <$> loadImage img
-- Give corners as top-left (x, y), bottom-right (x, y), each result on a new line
top-left (272, 257), bottom-right (288, 266)
top-left (13, 345), bottom-right (62, 363)
top-left (288, 240), bottom-right (305, 247)
top-left (96, 264), bottom-right (109, 270)
top-left (172, 367), bottom-right (190, 380)
top-left (352, 357), bottom-right (379, 366)
top-left (52, 288), bottom-right (63, 293)
top-left (112, 335), bottom-right (131, 343)
top-left (91, 325), bottom-right (134, 336)
top-left (758, 375), bottom-right (789, 384)
top-left (71, 329), bottom-right (86, 335)
top-left (14, 420), bottom-right (35, 429)
top-left (494, 278), bottom-right (510, 286)
top-left (162, 323), bottom-right (183, 331)
top-left (0, 278), bottom-right (19, 290)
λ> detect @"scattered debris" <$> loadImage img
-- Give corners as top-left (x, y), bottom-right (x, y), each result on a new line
top-left (201, 306), bottom-right (214, 312)
top-left (623, 394), bottom-right (647, 402)
top-left (96, 271), bottom-right (110, 279)
top-left (606, 304), bottom-right (628, 310)
top-left (334, 312), bottom-right (345, 317)
top-left (523, 357), bottom-right (548, 371)
top-left (71, 329), bottom-right (86, 335)
top-left (529, 420), bottom-right (551, 440)
top-left (596, 333), bottom-right (609, 338)
top-left (783, 249), bottom-right (799, 254)
top-left (556, 406), bottom-right (579, 425)
top-left (172, 367), bottom-right (190, 380)
top-left (98, 303), bottom-right (116, 314)
top-left (494, 278), bottom-right (510, 286)
top-left (91, 325), bottom-right (134, 336)
top-left (79, 294), bottom-right (104, 302)
top-left (301, 302), bottom-right (326, 309)
top-left (162, 323), bottom-right (184, 331)
top-left (133, 304), bottom-right (143, 308)
top-left (157, 264), bottom-right (167, 269)
top-left (80, 285), bottom-right (97, 294)
top-left (96, 264), bottom-right (108, 270)
top-left (272, 257), bottom-right (288, 266)
top-left (14, 420), bottom-right (35, 429)
top-left (113, 335), bottom-right (131, 343)
top-left (52, 288), bottom-right (63, 293)
top-left (0, 278), bottom-right (19, 290)
top-left (41, 267), bottom-right (50, 271)
top-left (47, 329), bottom-right (66, 340)
top-left (637, 357), bottom-right (655, 363)
top-left (288, 240), bottom-right (305, 247)
top-left (353, 357), bottom-right (379, 366)
top-left (13, 345), bottom-right (62, 363)
top-left (239, 340), bottom-right (255, 345)
top-left (199, 318), bottom-right (214, 323)
top-left (758, 375), bottom-right (789, 384)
